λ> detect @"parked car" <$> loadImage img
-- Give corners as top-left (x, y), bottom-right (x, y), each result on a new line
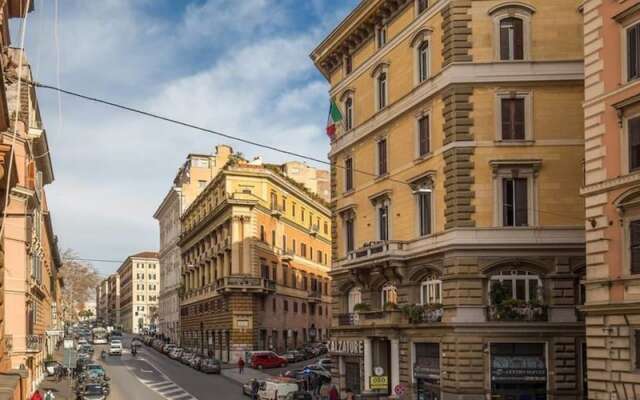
top-left (257, 378), bottom-right (299, 400)
top-left (108, 342), bottom-right (122, 356)
top-left (189, 355), bottom-right (202, 369)
top-left (44, 360), bottom-right (63, 377)
top-left (79, 344), bottom-right (94, 354)
top-left (163, 344), bottom-right (176, 354)
top-left (283, 350), bottom-right (304, 363)
top-left (199, 358), bottom-right (221, 374)
top-left (250, 351), bottom-right (287, 369)
top-left (179, 351), bottom-right (194, 365)
top-left (169, 348), bottom-right (183, 360)
top-left (75, 383), bottom-right (108, 400)
top-left (85, 363), bottom-right (107, 378)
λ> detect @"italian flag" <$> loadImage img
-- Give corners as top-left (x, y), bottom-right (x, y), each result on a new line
top-left (326, 100), bottom-right (343, 140)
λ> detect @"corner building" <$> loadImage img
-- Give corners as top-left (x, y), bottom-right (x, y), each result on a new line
top-left (179, 159), bottom-right (332, 363)
top-left (311, 0), bottom-right (585, 399)
top-left (581, 1), bottom-right (640, 399)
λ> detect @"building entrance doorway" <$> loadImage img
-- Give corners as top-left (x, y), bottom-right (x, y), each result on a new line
top-left (491, 343), bottom-right (547, 400)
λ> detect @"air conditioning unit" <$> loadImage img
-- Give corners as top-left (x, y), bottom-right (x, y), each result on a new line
top-left (27, 128), bottom-right (43, 140)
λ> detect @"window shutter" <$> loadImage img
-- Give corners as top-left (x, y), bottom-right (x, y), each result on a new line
top-left (502, 179), bottom-right (513, 226)
top-left (513, 18), bottom-right (524, 60)
top-left (499, 22), bottom-right (511, 60)
top-left (501, 99), bottom-right (513, 139)
top-left (514, 98), bottom-right (525, 139)
top-left (514, 178), bottom-right (528, 226)
top-left (629, 25), bottom-right (640, 80)
top-left (631, 221), bottom-right (640, 274)
top-left (629, 117), bottom-right (640, 171)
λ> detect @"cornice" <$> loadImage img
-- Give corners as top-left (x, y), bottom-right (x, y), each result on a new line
top-left (581, 171), bottom-right (640, 196)
top-left (328, 60), bottom-right (584, 157)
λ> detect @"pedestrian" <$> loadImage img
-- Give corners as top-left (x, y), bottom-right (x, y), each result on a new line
top-left (44, 390), bottom-right (55, 400)
top-left (238, 357), bottom-right (245, 374)
top-left (55, 365), bottom-right (62, 382)
top-left (30, 390), bottom-right (43, 400)
top-left (344, 388), bottom-right (354, 400)
top-left (251, 379), bottom-right (260, 400)
top-left (328, 385), bottom-right (339, 400)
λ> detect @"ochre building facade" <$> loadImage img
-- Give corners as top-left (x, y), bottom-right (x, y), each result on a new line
top-left (312, 0), bottom-right (586, 399)
top-left (179, 158), bottom-right (331, 363)
top-left (581, 1), bottom-right (640, 399)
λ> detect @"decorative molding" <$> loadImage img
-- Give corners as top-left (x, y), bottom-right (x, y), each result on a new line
top-left (487, 2), bottom-right (537, 16)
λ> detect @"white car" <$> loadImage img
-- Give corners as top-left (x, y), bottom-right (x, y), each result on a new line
top-left (257, 378), bottom-right (299, 400)
top-left (108, 342), bottom-right (122, 356)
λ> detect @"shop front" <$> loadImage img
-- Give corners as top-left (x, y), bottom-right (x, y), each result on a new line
top-left (329, 338), bottom-right (365, 396)
top-left (414, 342), bottom-right (441, 400)
top-left (490, 343), bottom-right (547, 400)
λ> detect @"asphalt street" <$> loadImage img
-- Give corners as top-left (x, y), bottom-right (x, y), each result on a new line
top-left (94, 337), bottom-right (246, 400)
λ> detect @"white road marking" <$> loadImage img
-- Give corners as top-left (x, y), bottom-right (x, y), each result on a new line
top-left (127, 358), bottom-right (197, 400)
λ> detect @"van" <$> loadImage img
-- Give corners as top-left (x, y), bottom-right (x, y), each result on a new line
top-left (258, 378), bottom-right (299, 400)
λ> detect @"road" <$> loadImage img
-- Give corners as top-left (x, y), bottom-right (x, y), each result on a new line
top-left (93, 336), bottom-right (246, 400)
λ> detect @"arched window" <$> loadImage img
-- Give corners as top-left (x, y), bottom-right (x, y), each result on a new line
top-left (489, 269), bottom-right (542, 303)
top-left (347, 287), bottom-right (362, 313)
top-left (344, 97), bottom-right (354, 131)
top-left (381, 283), bottom-right (398, 307)
top-left (499, 17), bottom-right (524, 60)
top-left (420, 274), bottom-right (441, 305)
top-left (418, 41), bottom-right (429, 82)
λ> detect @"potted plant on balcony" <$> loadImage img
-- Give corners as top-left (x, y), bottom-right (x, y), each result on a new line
top-left (352, 303), bottom-right (371, 313)
top-left (400, 304), bottom-right (424, 323)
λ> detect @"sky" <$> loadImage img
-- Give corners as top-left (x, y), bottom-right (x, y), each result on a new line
top-left (12, 0), bottom-right (358, 276)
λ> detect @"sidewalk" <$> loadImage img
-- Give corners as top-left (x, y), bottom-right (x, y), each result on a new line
top-left (37, 350), bottom-right (75, 400)
top-left (221, 366), bottom-right (272, 385)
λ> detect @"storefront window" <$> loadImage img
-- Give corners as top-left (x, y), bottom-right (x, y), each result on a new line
top-left (414, 343), bottom-right (440, 400)
top-left (381, 283), bottom-right (398, 307)
top-left (491, 342), bottom-right (547, 400)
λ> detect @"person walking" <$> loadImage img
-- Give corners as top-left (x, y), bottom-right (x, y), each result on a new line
top-left (344, 388), bottom-right (354, 400)
top-left (328, 385), bottom-right (339, 400)
top-left (238, 357), bottom-right (245, 374)
top-left (251, 379), bottom-right (260, 400)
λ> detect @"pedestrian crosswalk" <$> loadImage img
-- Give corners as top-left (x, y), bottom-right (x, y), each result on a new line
top-left (139, 378), bottom-right (197, 400)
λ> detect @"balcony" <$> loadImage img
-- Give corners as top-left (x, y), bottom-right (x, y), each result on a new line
top-left (309, 224), bottom-right (319, 236)
top-left (26, 334), bottom-right (42, 352)
top-left (308, 289), bottom-right (322, 303)
top-left (270, 205), bottom-right (284, 217)
top-left (347, 241), bottom-right (405, 262)
top-left (487, 301), bottom-right (548, 322)
top-left (337, 313), bottom-right (359, 326)
top-left (281, 249), bottom-right (295, 262)
top-left (216, 276), bottom-right (276, 294)
top-left (402, 304), bottom-right (443, 324)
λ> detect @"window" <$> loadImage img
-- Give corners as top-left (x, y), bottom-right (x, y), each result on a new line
top-left (418, 41), bottom-right (429, 82)
top-left (260, 225), bottom-right (265, 241)
top-left (284, 300), bottom-right (289, 312)
top-left (294, 302), bottom-right (298, 313)
top-left (347, 287), bottom-right (362, 313)
top-left (490, 270), bottom-right (541, 303)
top-left (283, 265), bottom-right (289, 286)
top-left (501, 98), bottom-right (525, 140)
top-left (420, 275), bottom-right (442, 305)
top-left (499, 17), bottom-right (523, 60)
top-left (417, 115), bottom-right (430, 157)
top-left (377, 139), bottom-right (388, 176)
top-left (346, 218), bottom-right (355, 252)
top-left (376, 25), bottom-right (387, 48)
top-left (292, 203), bottom-right (296, 217)
top-left (301, 243), bottom-right (307, 258)
top-left (282, 235), bottom-right (287, 250)
top-left (381, 283), bottom-right (397, 307)
top-left (378, 201), bottom-right (389, 241)
top-left (416, 0), bottom-right (428, 14)
top-left (377, 72), bottom-right (387, 110)
top-left (502, 177), bottom-right (528, 227)
top-left (631, 220), bottom-right (640, 274)
top-left (271, 230), bottom-right (276, 246)
top-left (270, 192), bottom-right (277, 209)
top-left (417, 186), bottom-right (432, 236)
top-left (629, 116), bottom-right (640, 171)
top-left (345, 157), bottom-right (354, 191)
top-left (302, 303), bottom-right (307, 314)
top-left (282, 197), bottom-right (286, 212)
top-left (627, 22), bottom-right (640, 81)
top-left (344, 97), bottom-right (353, 131)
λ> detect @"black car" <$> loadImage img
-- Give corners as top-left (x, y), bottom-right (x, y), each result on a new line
top-left (76, 383), bottom-right (108, 400)
top-left (199, 358), bottom-right (221, 374)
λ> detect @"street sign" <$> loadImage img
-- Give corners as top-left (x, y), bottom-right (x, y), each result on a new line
top-left (394, 384), bottom-right (406, 396)
top-left (370, 376), bottom-right (388, 390)
top-left (374, 366), bottom-right (384, 376)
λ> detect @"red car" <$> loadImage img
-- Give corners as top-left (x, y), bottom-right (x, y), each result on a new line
top-left (250, 351), bottom-right (288, 369)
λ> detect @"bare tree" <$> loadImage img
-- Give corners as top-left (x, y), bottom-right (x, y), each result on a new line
top-left (59, 249), bottom-right (100, 321)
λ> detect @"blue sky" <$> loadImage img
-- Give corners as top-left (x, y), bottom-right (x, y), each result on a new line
top-left (12, 0), bottom-right (358, 276)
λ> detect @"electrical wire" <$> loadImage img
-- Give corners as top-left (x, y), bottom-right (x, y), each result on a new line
top-left (28, 80), bottom-right (586, 224)
top-left (66, 257), bottom-right (123, 264)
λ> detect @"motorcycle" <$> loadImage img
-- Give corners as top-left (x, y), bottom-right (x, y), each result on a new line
top-left (100, 350), bottom-right (107, 360)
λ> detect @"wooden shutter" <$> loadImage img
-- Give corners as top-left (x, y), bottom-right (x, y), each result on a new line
top-left (629, 24), bottom-right (640, 81)
top-left (513, 18), bottom-right (524, 60)
top-left (501, 99), bottom-right (514, 139)
top-left (514, 178), bottom-right (528, 226)
top-left (630, 220), bottom-right (640, 274)
top-left (499, 22), bottom-right (510, 60)
top-left (513, 98), bottom-right (525, 139)
top-left (629, 117), bottom-right (640, 171)
top-left (502, 179), bottom-right (513, 226)
top-left (419, 116), bottom-right (429, 155)
top-left (378, 140), bottom-right (387, 175)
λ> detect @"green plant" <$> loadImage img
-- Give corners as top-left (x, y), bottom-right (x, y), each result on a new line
top-left (401, 304), bottom-right (424, 323)
top-left (489, 281), bottom-right (509, 305)
top-left (352, 303), bottom-right (371, 313)
top-left (45, 354), bottom-right (54, 362)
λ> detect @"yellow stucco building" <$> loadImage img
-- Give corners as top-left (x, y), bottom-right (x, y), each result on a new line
top-left (312, 0), bottom-right (585, 399)
top-left (179, 156), bottom-right (332, 362)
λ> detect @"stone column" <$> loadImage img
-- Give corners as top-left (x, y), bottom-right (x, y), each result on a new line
top-left (390, 338), bottom-right (400, 392)
top-left (364, 338), bottom-right (372, 391)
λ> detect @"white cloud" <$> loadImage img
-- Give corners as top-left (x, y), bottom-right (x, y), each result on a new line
top-left (16, 0), bottom-right (356, 275)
